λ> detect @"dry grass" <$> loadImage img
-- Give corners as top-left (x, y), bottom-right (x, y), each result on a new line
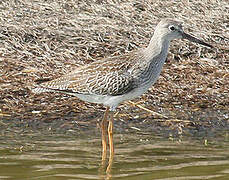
top-left (0, 0), bottom-right (228, 130)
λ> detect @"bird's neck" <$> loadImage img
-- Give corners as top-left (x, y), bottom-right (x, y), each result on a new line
top-left (144, 34), bottom-right (170, 64)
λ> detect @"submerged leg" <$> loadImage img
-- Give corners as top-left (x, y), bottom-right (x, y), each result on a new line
top-left (106, 111), bottom-right (114, 173)
top-left (108, 111), bottom-right (114, 156)
top-left (101, 107), bottom-right (109, 160)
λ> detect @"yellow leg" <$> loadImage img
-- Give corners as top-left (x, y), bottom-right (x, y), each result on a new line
top-left (101, 107), bottom-right (109, 161)
top-left (108, 111), bottom-right (114, 157)
top-left (106, 111), bottom-right (114, 173)
top-left (106, 153), bottom-right (113, 175)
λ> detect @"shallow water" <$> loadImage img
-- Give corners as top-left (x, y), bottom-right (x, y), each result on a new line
top-left (0, 128), bottom-right (229, 180)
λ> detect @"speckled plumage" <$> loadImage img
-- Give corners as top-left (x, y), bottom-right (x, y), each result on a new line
top-left (35, 50), bottom-right (143, 95)
top-left (33, 19), bottom-right (212, 110)
top-left (33, 19), bottom-right (212, 158)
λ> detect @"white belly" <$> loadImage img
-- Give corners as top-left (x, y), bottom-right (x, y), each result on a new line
top-left (71, 79), bottom-right (155, 110)
top-left (72, 68), bottom-right (162, 109)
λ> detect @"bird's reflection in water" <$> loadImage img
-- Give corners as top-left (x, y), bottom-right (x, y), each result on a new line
top-left (99, 135), bottom-right (114, 180)
top-left (99, 154), bottom-right (114, 179)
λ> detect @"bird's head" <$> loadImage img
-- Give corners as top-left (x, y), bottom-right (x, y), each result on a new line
top-left (154, 18), bottom-right (213, 48)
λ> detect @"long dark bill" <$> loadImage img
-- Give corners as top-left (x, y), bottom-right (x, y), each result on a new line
top-left (182, 32), bottom-right (213, 48)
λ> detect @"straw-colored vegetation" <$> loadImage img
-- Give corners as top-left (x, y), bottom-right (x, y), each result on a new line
top-left (0, 0), bottom-right (228, 132)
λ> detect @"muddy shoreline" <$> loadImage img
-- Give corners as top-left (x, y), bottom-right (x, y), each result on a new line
top-left (0, 1), bottom-right (228, 135)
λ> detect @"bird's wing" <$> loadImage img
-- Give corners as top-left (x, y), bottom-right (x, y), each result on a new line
top-left (36, 50), bottom-right (144, 96)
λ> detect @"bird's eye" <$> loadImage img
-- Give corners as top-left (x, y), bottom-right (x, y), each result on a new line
top-left (169, 25), bottom-right (176, 31)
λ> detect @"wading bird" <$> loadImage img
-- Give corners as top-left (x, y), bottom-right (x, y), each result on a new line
top-left (33, 19), bottom-right (212, 163)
